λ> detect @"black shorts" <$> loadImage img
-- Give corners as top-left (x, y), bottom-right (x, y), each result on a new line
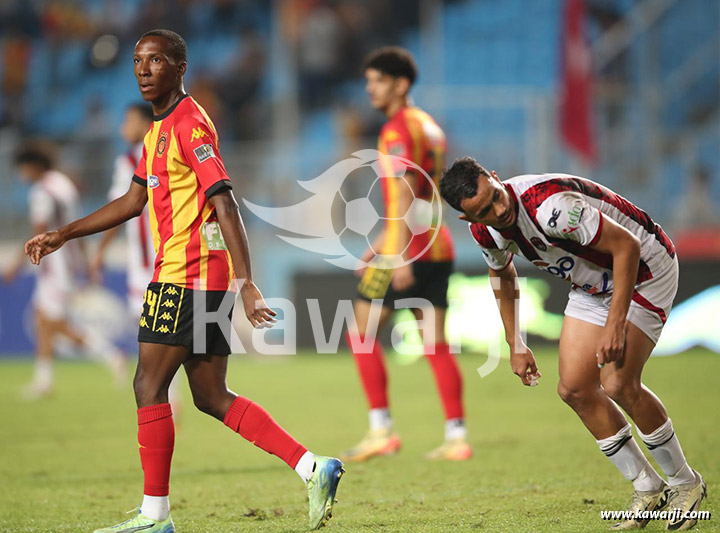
top-left (137, 282), bottom-right (235, 355)
top-left (357, 261), bottom-right (453, 309)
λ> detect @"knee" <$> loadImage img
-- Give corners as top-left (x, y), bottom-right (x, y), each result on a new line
top-left (191, 388), bottom-right (230, 419)
top-left (133, 367), bottom-right (167, 407)
top-left (557, 381), bottom-right (594, 410)
top-left (602, 376), bottom-right (641, 407)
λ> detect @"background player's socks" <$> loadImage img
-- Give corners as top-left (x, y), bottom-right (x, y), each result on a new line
top-left (137, 403), bottom-right (174, 509)
top-left (638, 418), bottom-right (696, 486)
top-left (141, 494), bottom-right (170, 521)
top-left (346, 333), bottom-right (389, 410)
top-left (294, 450), bottom-right (316, 483)
top-left (597, 424), bottom-right (665, 492)
top-left (223, 396), bottom-right (307, 470)
top-left (445, 418), bottom-right (467, 441)
top-left (425, 343), bottom-right (464, 421)
top-left (369, 408), bottom-right (393, 431)
top-left (31, 359), bottom-right (53, 391)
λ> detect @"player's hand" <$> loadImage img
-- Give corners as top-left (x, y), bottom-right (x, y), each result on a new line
top-left (25, 231), bottom-right (65, 265)
top-left (596, 321), bottom-right (626, 367)
top-left (510, 343), bottom-right (541, 386)
top-left (392, 263), bottom-right (416, 291)
top-left (240, 281), bottom-right (277, 328)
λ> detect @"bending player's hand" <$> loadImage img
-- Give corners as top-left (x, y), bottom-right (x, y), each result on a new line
top-left (240, 281), bottom-right (277, 328)
top-left (510, 343), bottom-right (541, 386)
top-left (596, 322), bottom-right (626, 367)
top-left (25, 231), bottom-right (65, 265)
top-left (392, 263), bottom-right (416, 291)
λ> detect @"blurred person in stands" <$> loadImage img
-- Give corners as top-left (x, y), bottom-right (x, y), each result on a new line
top-left (673, 165), bottom-right (719, 230)
top-left (3, 145), bottom-right (125, 398)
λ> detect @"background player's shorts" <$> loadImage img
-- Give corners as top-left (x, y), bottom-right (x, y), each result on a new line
top-left (564, 257), bottom-right (679, 344)
top-left (137, 282), bottom-right (234, 355)
top-left (357, 261), bottom-right (453, 309)
top-left (33, 275), bottom-right (71, 321)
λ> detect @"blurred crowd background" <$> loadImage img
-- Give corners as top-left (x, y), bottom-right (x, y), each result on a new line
top-left (0, 0), bottom-right (718, 353)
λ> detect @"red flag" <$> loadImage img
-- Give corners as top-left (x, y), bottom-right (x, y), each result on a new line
top-left (560, 0), bottom-right (597, 162)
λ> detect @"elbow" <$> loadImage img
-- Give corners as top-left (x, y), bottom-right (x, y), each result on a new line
top-left (130, 201), bottom-right (145, 218)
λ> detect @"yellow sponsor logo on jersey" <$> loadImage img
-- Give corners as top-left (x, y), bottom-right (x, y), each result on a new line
top-left (190, 127), bottom-right (208, 142)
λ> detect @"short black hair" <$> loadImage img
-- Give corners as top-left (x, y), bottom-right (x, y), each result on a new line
top-left (14, 144), bottom-right (53, 170)
top-left (141, 29), bottom-right (187, 63)
top-left (440, 157), bottom-right (491, 212)
top-left (363, 46), bottom-right (418, 85)
top-left (127, 102), bottom-right (154, 122)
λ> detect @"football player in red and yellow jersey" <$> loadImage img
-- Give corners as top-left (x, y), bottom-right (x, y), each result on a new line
top-left (342, 47), bottom-right (470, 463)
top-left (26, 30), bottom-right (343, 532)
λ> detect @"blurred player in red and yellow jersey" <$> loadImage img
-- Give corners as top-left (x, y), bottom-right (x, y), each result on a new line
top-left (342, 47), bottom-right (470, 463)
top-left (26, 30), bottom-right (343, 533)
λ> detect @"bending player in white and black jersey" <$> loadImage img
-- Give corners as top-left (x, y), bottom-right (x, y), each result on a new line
top-left (440, 158), bottom-right (706, 531)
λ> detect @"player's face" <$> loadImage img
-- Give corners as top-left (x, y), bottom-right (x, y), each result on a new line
top-left (133, 36), bottom-right (186, 103)
top-left (459, 173), bottom-right (517, 228)
top-left (16, 163), bottom-right (44, 182)
top-left (365, 68), bottom-right (406, 111)
top-left (121, 109), bottom-right (150, 144)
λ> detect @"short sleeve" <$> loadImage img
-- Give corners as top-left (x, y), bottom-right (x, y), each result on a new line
top-left (468, 223), bottom-right (514, 271)
top-left (109, 154), bottom-right (136, 200)
top-left (378, 126), bottom-right (413, 177)
top-left (132, 144), bottom-right (148, 187)
top-left (536, 191), bottom-right (602, 246)
top-left (176, 119), bottom-right (232, 197)
top-left (29, 187), bottom-right (54, 226)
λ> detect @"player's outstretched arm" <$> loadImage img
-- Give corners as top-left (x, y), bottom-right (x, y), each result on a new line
top-left (25, 181), bottom-right (148, 265)
top-left (489, 262), bottom-right (541, 386)
top-left (209, 190), bottom-right (277, 328)
top-left (590, 216), bottom-right (641, 366)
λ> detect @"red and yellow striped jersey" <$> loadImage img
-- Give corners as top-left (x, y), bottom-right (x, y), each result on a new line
top-left (377, 106), bottom-right (454, 262)
top-left (132, 95), bottom-right (234, 291)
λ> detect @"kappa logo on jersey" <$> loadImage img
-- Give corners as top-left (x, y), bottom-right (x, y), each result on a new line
top-left (562, 205), bottom-right (585, 234)
top-left (530, 236), bottom-right (547, 251)
top-left (190, 127), bottom-right (208, 142)
top-left (547, 208), bottom-right (561, 228)
top-left (148, 175), bottom-right (160, 189)
top-left (156, 131), bottom-right (168, 157)
top-left (193, 143), bottom-right (215, 163)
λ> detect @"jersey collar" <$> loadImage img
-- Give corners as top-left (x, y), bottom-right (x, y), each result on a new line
top-left (153, 93), bottom-right (189, 121)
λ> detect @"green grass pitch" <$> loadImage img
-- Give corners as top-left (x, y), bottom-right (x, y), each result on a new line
top-left (0, 348), bottom-right (717, 532)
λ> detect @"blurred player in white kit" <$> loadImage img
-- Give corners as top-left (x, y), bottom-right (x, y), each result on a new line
top-left (91, 103), bottom-right (182, 414)
top-left (4, 145), bottom-right (125, 397)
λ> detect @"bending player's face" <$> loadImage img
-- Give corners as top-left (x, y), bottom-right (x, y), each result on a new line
top-left (365, 68), bottom-right (407, 111)
top-left (459, 173), bottom-right (517, 228)
top-left (133, 36), bottom-right (186, 102)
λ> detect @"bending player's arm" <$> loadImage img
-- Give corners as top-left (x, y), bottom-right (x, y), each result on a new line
top-left (209, 190), bottom-right (277, 328)
top-left (590, 216), bottom-right (641, 366)
top-left (489, 262), bottom-right (540, 386)
top-left (25, 181), bottom-right (147, 265)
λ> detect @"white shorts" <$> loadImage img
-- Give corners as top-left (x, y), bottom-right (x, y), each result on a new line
top-left (33, 275), bottom-right (72, 321)
top-left (564, 257), bottom-right (679, 344)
